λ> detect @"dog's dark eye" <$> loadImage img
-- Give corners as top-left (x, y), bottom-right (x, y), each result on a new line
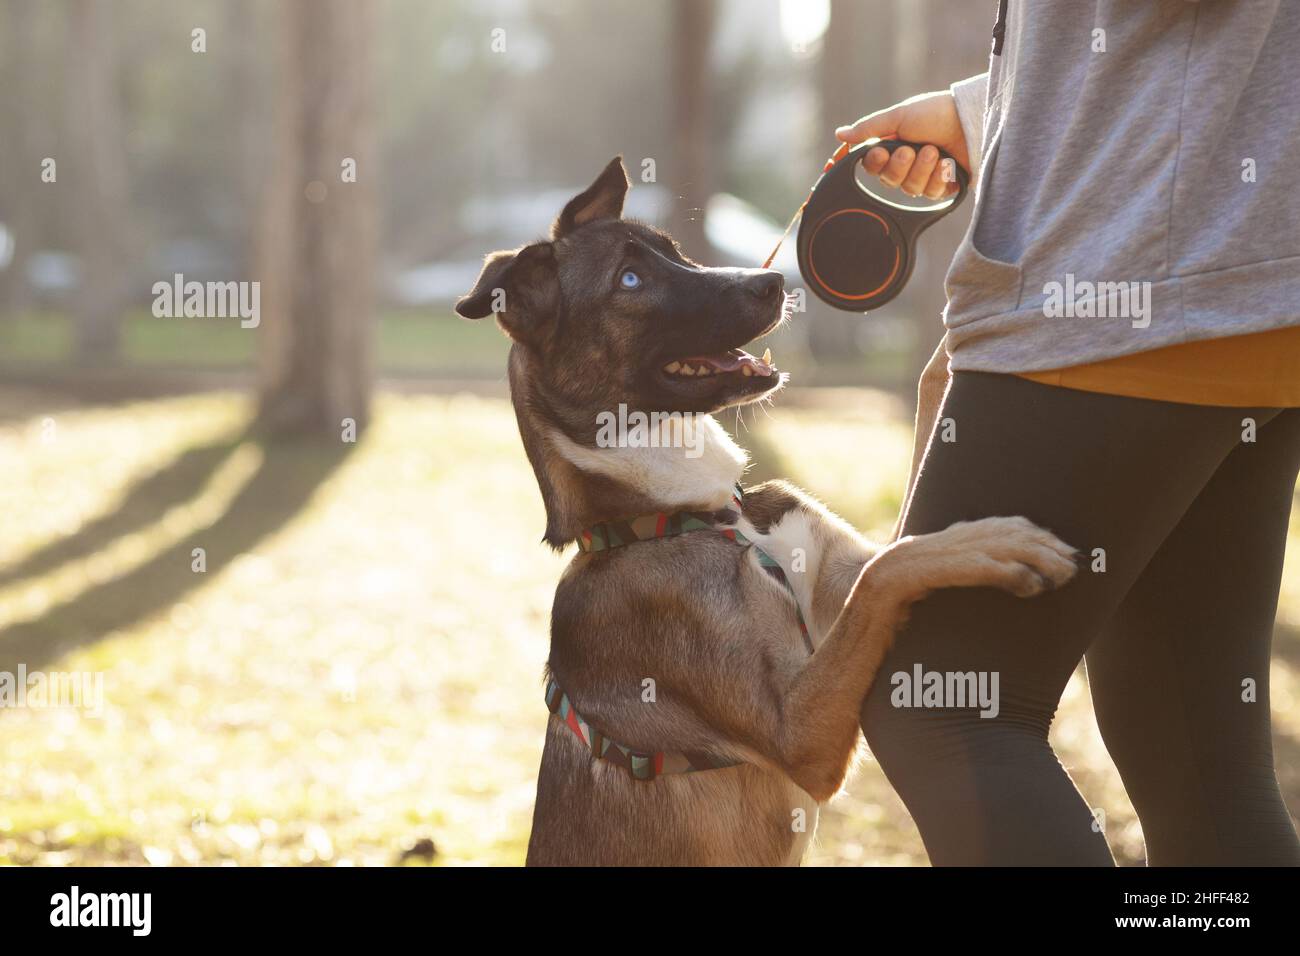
top-left (619, 269), bottom-right (642, 291)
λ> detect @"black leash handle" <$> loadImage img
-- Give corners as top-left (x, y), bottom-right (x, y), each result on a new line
top-left (853, 139), bottom-right (970, 217)
top-left (795, 139), bottom-right (971, 312)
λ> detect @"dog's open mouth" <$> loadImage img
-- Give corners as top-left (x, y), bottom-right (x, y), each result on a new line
top-left (661, 347), bottom-right (775, 379)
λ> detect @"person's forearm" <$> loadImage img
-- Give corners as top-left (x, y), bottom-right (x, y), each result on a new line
top-left (890, 335), bottom-right (951, 542)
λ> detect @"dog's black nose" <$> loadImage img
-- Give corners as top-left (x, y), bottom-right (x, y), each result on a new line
top-left (745, 270), bottom-right (785, 302)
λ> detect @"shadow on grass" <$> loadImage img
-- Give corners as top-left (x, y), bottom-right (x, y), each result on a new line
top-left (0, 435), bottom-right (248, 589)
top-left (0, 368), bottom-right (252, 426)
top-left (0, 424), bottom-right (354, 675)
top-left (0, 389), bottom-right (90, 429)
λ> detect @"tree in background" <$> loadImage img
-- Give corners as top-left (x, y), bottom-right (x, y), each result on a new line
top-left (0, 0), bottom-right (38, 322)
top-left (257, 0), bottom-right (377, 437)
top-left (810, 0), bottom-right (895, 365)
top-left (223, 0), bottom-right (270, 282)
top-left (890, 0), bottom-right (990, 395)
top-left (813, 0), bottom-right (990, 393)
top-left (670, 0), bottom-right (717, 264)
top-left (65, 0), bottom-right (132, 362)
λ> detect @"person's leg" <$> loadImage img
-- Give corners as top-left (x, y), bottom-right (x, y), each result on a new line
top-left (860, 372), bottom-right (1276, 865)
top-left (1086, 408), bottom-right (1300, 865)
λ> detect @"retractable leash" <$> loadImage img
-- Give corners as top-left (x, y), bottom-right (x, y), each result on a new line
top-left (761, 141), bottom-right (852, 270)
top-left (764, 139), bottom-right (970, 311)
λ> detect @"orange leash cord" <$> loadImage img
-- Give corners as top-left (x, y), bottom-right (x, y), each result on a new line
top-left (760, 141), bottom-right (851, 269)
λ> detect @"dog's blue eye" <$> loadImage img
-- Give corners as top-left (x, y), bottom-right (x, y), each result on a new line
top-left (619, 270), bottom-right (642, 290)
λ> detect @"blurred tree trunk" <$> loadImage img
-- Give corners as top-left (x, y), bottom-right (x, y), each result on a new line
top-left (669, 0), bottom-right (715, 264)
top-left (225, 0), bottom-right (267, 281)
top-left (894, 0), bottom-right (992, 402)
top-left (0, 0), bottom-right (38, 322)
top-left (809, 0), bottom-right (893, 364)
top-left (257, 0), bottom-right (376, 437)
top-left (65, 0), bottom-right (130, 362)
top-left (820, 0), bottom-right (884, 167)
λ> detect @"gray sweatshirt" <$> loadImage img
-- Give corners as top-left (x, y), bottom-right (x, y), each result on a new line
top-left (944, 0), bottom-right (1300, 372)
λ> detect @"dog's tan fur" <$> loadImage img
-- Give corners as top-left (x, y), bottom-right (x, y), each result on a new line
top-left (457, 159), bottom-right (1076, 866)
top-left (524, 419), bottom-right (1076, 866)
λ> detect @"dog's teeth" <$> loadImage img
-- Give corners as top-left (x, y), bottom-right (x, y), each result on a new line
top-left (762, 348), bottom-right (772, 365)
top-left (698, 366), bottom-right (712, 376)
top-left (741, 365), bottom-right (753, 376)
top-left (681, 365), bottom-right (696, 376)
top-left (664, 361), bottom-right (681, 373)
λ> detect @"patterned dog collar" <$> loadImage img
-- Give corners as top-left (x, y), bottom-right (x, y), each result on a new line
top-left (577, 485), bottom-right (745, 553)
top-left (544, 678), bottom-right (740, 781)
top-left (548, 483), bottom-right (814, 782)
top-left (577, 483), bottom-right (812, 653)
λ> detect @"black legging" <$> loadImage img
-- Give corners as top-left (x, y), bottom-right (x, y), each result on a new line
top-left (860, 371), bottom-right (1300, 866)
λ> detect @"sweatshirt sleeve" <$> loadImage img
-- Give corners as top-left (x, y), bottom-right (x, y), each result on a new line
top-left (949, 72), bottom-right (990, 185)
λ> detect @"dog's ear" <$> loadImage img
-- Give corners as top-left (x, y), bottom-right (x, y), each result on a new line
top-left (552, 156), bottom-right (629, 239)
top-left (455, 242), bottom-right (559, 346)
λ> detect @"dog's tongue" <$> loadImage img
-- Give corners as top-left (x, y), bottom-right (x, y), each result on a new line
top-left (684, 348), bottom-right (773, 375)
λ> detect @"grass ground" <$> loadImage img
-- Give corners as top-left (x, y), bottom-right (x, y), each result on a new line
top-left (0, 310), bottom-right (908, 387)
top-left (1, 382), bottom-right (1297, 866)
top-left (0, 310), bottom-right (512, 377)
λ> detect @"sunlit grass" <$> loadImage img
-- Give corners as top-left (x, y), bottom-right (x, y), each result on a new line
top-left (0, 440), bottom-right (262, 632)
top-left (0, 387), bottom-right (556, 866)
top-left (0, 311), bottom-right (511, 376)
top-left (0, 385), bottom-right (1296, 866)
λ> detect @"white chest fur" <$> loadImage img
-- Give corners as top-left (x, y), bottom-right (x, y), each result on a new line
top-left (733, 507), bottom-right (827, 648)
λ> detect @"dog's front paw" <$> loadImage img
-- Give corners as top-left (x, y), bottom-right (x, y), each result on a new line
top-left (879, 516), bottom-right (1079, 601)
top-left (941, 516), bottom-right (1078, 597)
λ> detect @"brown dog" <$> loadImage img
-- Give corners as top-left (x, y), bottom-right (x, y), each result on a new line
top-left (456, 158), bottom-right (1077, 866)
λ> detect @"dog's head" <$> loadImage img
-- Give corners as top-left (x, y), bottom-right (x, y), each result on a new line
top-left (455, 157), bottom-right (788, 416)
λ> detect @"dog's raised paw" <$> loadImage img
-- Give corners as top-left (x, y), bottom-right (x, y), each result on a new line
top-left (907, 515), bottom-right (1078, 599)
top-left (960, 516), bottom-right (1079, 596)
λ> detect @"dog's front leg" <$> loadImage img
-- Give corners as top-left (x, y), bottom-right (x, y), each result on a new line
top-left (769, 516), bottom-right (1077, 801)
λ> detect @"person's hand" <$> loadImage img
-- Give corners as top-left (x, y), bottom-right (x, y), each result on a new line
top-left (836, 90), bottom-right (970, 200)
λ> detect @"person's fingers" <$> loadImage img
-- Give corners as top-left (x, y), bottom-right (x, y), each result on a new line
top-left (862, 145), bottom-right (891, 175)
top-left (836, 105), bottom-right (901, 144)
top-left (877, 144), bottom-right (915, 189)
top-left (923, 162), bottom-right (959, 201)
top-left (900, 145), bottom-right (939, 197)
